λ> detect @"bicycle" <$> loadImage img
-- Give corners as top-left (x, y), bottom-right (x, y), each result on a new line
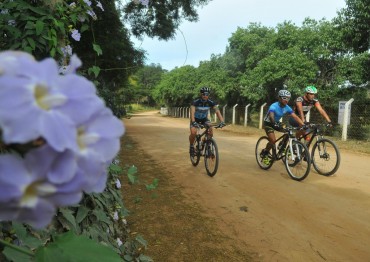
top-left (255, 126), bottom-right (311, 181)
top-left (298, 123), bottom-right (341, 176)
top-left (190, 123), bottom-right (224, 177)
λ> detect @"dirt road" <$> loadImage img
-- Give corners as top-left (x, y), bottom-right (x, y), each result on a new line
top-left (124, 111), bottom-right (370, 262)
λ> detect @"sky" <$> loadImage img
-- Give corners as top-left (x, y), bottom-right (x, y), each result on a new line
top-left (132, 0), bottom-right (347, 71)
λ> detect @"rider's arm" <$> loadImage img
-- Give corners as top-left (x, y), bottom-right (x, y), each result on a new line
top-left (214, 106), bottom-right (224, 122)
top-left (190, 105), bottom-right (196, 122)
top-left (291, 112), bottom-right (305, 127)
top-left (315, 102), bottom-right (332, 123)
top-left (295, 101), bottom-right (305, 122)
top-left (268, 111), bottom-right (275, 123)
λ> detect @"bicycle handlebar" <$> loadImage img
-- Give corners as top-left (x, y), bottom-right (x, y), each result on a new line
top-left (197, 123), bottom-right (225, 129)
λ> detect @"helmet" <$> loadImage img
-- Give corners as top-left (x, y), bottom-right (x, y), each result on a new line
top-left (278, 89), bottom-right (291, 98)
top-left (304, 85), bottom-right (317, 94)
top-left (200, 86), bottom-right (210, 94)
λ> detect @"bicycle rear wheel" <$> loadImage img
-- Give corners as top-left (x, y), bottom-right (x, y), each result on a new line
top-left (190, 139), bottom-right (201, 166)
top-left (255, 136), bottom-right (274, 170)
top-left (204, 138), bottom-right (219, 177)
top-left (284, 140), bottom-right (310, 181)
top-left (311, 138), bottom-right (341, 176)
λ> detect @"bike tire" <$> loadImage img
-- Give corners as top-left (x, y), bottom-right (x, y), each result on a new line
top-left (190, 139), bottom-right (201, 166)
top-left (311, 138), bottom-right (341, 176)
top-left (255, 136), bottom-right (274, 170)
top-left (284, 140), bottom-right (310, 181)
top-left (204, 138), bottom-right (219, 177)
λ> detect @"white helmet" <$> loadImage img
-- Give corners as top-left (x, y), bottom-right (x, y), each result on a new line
top-left (278, 89), bottom-right (291, 98)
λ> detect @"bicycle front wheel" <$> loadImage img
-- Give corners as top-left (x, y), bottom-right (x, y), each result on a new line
top-left (190, 139), bottom-right (201, 166)
top-left (204, 138), bottom-right (219, 177)
top-left (284, 140), bottom-right (310, 181)
top-left (311, 138), bottom-right (341, 176)
top-left (255, 136), bottom-right (274, 170)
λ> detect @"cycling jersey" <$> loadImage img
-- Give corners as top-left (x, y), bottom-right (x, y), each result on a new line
top-left (264, 102), bottom-right (294, 123)
top-left (294, 96), bottom-right (318, 115)
top-left (191, 98), bottom-right (219, 120)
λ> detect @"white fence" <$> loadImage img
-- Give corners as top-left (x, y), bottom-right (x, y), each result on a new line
top-left (162, 98), bottom-right (369, 142)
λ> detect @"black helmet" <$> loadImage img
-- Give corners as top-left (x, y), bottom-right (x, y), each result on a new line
top-left (200, 86), bottom-right (210, 94)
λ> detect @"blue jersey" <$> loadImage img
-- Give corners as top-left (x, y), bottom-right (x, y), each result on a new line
top-left (264, 102), bottom-right (293, 123)
top-left (191, 98), bottom-right (218, 119)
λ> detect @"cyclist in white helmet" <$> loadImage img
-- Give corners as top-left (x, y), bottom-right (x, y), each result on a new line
top-left (261, 89), bottom-right (305, 157)
top-left (289, 85), bottom-right (332, 140)
top-left (189, 87), bottom-right (225, 155)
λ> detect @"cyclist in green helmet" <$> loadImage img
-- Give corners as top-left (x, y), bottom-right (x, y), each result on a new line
top-left (289, 85), bottom-right (332, 139)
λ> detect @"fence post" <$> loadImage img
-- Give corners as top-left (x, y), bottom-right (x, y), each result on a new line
top-left (244, 104), bottom-right (251, 127)
top-left (223, 105), bottom-right (227, 123)
top-left (232, 104), bottom-right (238, 125)
top-left (259, 103), bottom-right (267, 129)
top-left (341, 98), bottom-right (354, 141)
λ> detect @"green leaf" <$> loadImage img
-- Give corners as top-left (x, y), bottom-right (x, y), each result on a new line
top-left (27, 37), bottom-right (36, 50)
top-left (81, 24), bottom-right (89, 33)
top-left (36, 231), bottom-right (121, 262)
top-left (128, 165), bottom-right (137, 176)
top-left (92, 209), bottom-right (111, 224)
top-left (3, 247), bottom-right (33, 262)
top-left (109, 164), bottom-right (123, 174)
top-left (93, 44), bottom-right (103, 56)
top-left (35, 20), bottom-right (44, 35)
top-left (135, 235), bottom-right (147, 248)
top-left (76, 206), bottom-right (90, 224)
top-left (59, 208), bottom-right (77, 231)
top-left (127, 173), bottom-right (137, 184)
top-left (88, 66), bottom-right (101, 78)
top-left (145, 178), bottom-right (159, 191)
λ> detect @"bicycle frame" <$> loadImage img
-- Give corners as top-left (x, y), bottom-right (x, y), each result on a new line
top-left (190, 123), bottom-right (222, 177)
top-left (255, 125), bottom-right (311, 181)
top-left (273, 127), bottom-right (303, 161)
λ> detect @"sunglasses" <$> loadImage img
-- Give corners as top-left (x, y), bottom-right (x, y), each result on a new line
top-left (201, 92), bottom-right (209, 96)
top-left (280, 96), bottom-right (290, 101)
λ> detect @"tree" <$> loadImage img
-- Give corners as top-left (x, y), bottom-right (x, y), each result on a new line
top-left (152, 65), bottom-right (199, 106)
top-left (132, 64), bottom-right (164, 105)
top-left (120, 0), bottom-right (211, 40)
top-left (335, 0), bottom-right (370, 53)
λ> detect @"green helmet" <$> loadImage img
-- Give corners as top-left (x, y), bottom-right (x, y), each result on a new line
top-left (305, 85), bottom-right (317, 94)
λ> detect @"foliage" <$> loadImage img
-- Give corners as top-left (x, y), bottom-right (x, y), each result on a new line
top-left (0, 163), bottom-right (152, 261)
top-left (152, 65), bottom-right (199, 106)
top-left (335, 0), bottom-right (370, 53)
top-left (149, 1), bottom-right (370, 108)
top-left (120, 0), bottom-right (211, 40)
top-left (129, 64), bottom-right (164, 106)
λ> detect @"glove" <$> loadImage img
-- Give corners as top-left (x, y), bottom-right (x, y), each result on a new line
top-left (218, 122), bottom-right (226, 128)
top-left (273, 122), bottom-right (281, 130)
top-left (192, 121), bottom-right (200, 128)
top-left (301, 124), bottom-right (309, 130)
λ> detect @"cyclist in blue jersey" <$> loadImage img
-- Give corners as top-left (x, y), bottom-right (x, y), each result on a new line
top-left (189, 87), bottom-right (225, 155)
top-left (261, 90), bottom-right (305, 157)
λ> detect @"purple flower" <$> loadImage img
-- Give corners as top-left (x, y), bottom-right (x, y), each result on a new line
top-left (83, 0), bottom-right (92, 6)
top-left (140, 0), bottom-right (149, 6)
top-left (0, 146), bottom-right (83, 229)
top-left (0, 58), bottom-right (78, 152)
top-left (61, 45), bottom-right (73, 57)
top-left (96, 1), bottom-right (104, 11)
top-left (86, 10), bottom-right (97, 20)
top-left (71, 29), bottom-right (81, 41)
top-left (0, 51), bottom-right (35, 76)
top-left (0, 51), bottom-right (125, 228)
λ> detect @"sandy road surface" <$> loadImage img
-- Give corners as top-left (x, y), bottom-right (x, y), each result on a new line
top-left (124, 111), bottom-right (370, 262)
